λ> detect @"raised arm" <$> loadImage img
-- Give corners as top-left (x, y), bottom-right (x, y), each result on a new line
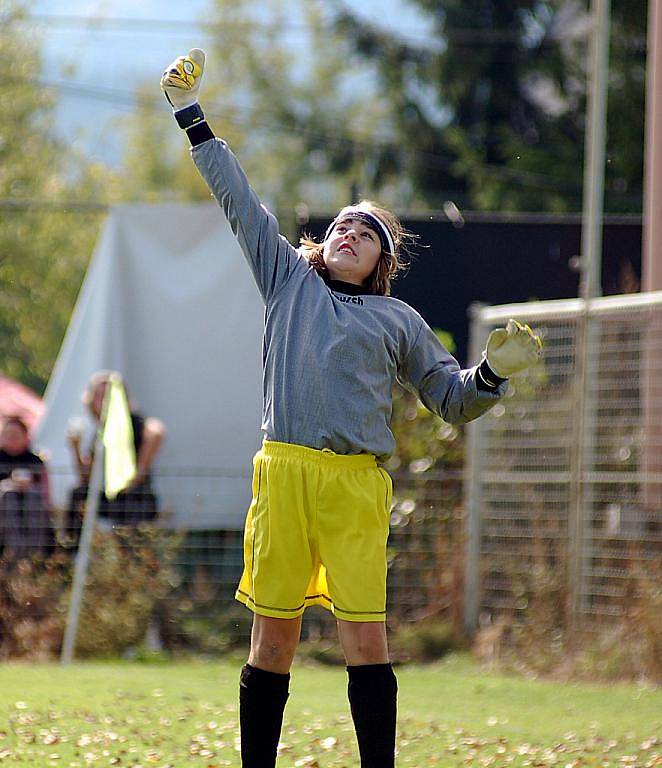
top-left (160, 49), bottom-right (301, 304)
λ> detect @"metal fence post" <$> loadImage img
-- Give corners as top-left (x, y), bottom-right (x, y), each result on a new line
top-left (463, 303), bottom-right (488, 634)
top-left (567, 299), bottom-right (603, 625)
top-left (61, 438), bottom-right (104, 664)
top-left (571, 0), bottom-right (611, 623)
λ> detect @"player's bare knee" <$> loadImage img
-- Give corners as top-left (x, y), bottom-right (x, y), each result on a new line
top-left (340, 622), bottom-right (388, 665)
top-left (352, 641), bottom-right (388, 665)
top-left (250, 644), bottom-right (294, 672)
top-left (259, 638), bottom-right (291, 662)
top-left (250, 629), bottom-right (299, 669)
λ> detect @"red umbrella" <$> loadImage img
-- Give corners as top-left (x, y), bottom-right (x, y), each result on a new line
top-left (0, 375), bottom-right (45, 434)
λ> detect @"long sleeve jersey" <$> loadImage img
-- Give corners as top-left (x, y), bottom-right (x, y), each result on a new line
top-left (192, 137), bottom-right (506, 460)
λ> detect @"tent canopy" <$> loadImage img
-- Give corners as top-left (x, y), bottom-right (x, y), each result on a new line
top-left (36, 203), bottom-right (264, 529)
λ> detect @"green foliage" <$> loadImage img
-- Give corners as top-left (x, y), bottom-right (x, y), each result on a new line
top-left (121, 0), bottom-right (399, 217)
top-left (299, 620), bottom-right (463, 666)
top-left (0, 552), bottom-right (70, 660)
top-left (327, 0), bottom-right (645, 212)
top-left (73, 527), bottom-right (183, 658)
top-left (0, 1), bottom-right (120, 392)
top-left (163, 587), bottom-right (253, 656)
top-left (124, 0), bottom-right (646, 215)
top-left (603, 0), bottom-right (647, 212)
top-left (473, 549), bottom-right (662, 683)
top-left (0, 528), bottom-right (184, 661)
top-left (120, 85), bottom-right (213, 203)
top-left (389, 619), bottom-right (462, 663)
top-left (204, 0), bottom-right (393, 212)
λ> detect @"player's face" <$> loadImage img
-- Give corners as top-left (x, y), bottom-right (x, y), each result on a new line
top-left (323, 217), bottom-right (382, 286)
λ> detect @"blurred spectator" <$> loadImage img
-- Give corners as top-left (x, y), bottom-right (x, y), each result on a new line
top-left (66, 372), bottom-right (166, 541)
top-left (0, 416), bottom-right (55, 558)
top-left (0, 374), bottom-right (44, 433)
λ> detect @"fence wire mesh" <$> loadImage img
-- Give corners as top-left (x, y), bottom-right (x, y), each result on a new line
top-left (2, 293), bottom-right (661, 659)
top-left (0, 461), bottom-right (468, 659)
top-left (466, 293), bottom-right (662, 630)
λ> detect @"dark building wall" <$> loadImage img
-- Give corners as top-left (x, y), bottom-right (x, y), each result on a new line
top-left (299, 214), bottom-right (642, 365)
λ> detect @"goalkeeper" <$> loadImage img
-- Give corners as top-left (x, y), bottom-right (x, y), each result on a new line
top-left (161, 49), bottom-right (542, 768)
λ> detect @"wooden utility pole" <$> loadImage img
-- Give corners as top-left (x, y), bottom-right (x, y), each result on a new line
top-left (642, 0), bottom-right (662, 516)
top-left (643, 0), bottom-right (662, 288)
top-left (568, 0), bottom-right (611, 624)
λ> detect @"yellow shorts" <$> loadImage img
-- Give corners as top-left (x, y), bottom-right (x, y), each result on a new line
top-left (235, 441), bottom-right (393, 622)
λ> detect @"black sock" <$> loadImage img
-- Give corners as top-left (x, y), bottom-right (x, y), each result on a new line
top-left (239, 663), bottom-right (290, 767)
top-left (347, 663), bottom-right (397, 768)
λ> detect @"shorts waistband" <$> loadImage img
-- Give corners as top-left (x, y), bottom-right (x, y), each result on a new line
top-left (261, 440), bottom-right (377, 469)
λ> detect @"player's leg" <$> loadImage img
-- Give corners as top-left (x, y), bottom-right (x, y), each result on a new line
top-left (337, 618), bottom-right (388, 665)
top-left (240, 614), bottom-right (302, 767)
top-left (338, 619), bottom-right (397, 768)
top-left (316, 459), bottom-right (392, 631)
top-left (317, 457), bottom-right (396, 768)
top-left (235, 443), bottom-right (317, 768)
top-left (249, 613), bottom-right (303, 673)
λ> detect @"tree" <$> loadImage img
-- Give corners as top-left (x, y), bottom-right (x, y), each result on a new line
top-left (132, 0), bottom-right (645, 215)
top-left (120, 84), bottom-right (213, 204)
top-left (120, 0), bottom-right (405, 220)
top-left (327, 0), bottom-right (646, 212)
top-left (0, 1), bottom-right (121, 392)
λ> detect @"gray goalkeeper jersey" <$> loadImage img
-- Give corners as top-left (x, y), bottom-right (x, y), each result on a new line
top-left (193, 138), bottom-right (505, 459)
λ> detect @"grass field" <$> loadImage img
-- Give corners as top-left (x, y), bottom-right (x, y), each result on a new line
top-left (0, 653), bottom-right (659, 766)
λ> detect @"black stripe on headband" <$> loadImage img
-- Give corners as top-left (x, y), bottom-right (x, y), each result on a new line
top-left (324, 210), bottom-right (395, 256)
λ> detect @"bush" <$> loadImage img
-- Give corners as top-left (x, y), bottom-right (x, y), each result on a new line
top-left (575, 564), bottom-right (662, 683)
top-left (472, 553), bottom-right (662, 684)
top-left (0, 552), bottom-right (71, 660)
top-left (389, 620), bottom-right (462, 664)
top-left (73, 526), bottom-right (183, 657)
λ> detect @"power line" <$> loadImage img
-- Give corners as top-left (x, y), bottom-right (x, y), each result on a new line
top-left (17, 11), bottom-right (646, 58)
top-left (20, 12), bottom-right (439, 47)
top-left (12, 9), bottom-right (645, 52)
top-left (0, 199), bottom-right (108, 211)
top-left (31, 76), bottom-right (581, 192)
top-left (23, 12), bottom-right (313, 34)
top-left (22, 12), bottom-right (635, 49)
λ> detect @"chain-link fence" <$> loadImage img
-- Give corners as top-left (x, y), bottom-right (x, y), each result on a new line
top-left (3, 292), bottom-right (661, 660)
top-left (464, 291), bottom-right (662, 632)
top-left (0, 460), bottom-right (468, 660)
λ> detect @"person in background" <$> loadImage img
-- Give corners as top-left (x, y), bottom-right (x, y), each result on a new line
top-left (0, 416), bottom-right (55, 558)
top-left (65, 371), bottom-right (166, 541)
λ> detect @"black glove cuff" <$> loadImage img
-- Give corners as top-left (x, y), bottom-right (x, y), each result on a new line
top-left (477, 357), bottom-right (508, 392)
top-left (174, 103), bottom-right (205, 130)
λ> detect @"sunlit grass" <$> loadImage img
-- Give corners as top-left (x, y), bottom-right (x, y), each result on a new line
top-left (0, 654), bottom-right (659, 766)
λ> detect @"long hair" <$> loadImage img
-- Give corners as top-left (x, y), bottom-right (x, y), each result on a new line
top-left (299, 200), bottom-right (411, 296)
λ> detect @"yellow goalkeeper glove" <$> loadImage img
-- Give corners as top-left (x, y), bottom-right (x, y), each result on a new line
top-left (160, 48), bottom-right (206, 110)
top-left (485, 318), bottom-right (543, 378)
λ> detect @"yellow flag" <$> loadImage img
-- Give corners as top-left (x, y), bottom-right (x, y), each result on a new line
top-left (101, 375), bottom-right (136, 500)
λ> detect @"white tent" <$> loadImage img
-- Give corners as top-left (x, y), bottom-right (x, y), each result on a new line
top-left (36, 203), bottom-right (264, 529)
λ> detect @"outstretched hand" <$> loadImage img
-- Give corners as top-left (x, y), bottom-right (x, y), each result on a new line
top-left (160, 48), bottom-right (206, 110)
top-left (485, 318), bottom-right (543, 378)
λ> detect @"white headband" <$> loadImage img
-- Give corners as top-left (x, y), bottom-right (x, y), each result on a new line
top-left (324, 207), bottom-right (396, 257)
